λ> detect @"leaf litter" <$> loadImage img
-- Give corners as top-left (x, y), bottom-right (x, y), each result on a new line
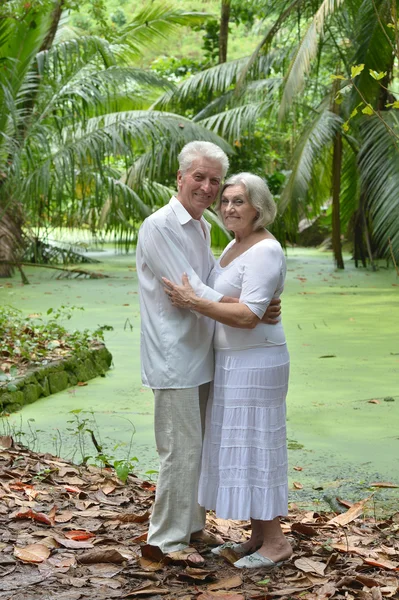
top-left (0, 439), bottom-right (398, 599)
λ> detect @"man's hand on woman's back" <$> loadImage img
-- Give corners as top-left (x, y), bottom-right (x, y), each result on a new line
top-left (263, 297), bottom-right (281, 324)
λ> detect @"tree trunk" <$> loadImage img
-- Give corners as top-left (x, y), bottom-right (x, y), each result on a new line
top-left (0, 201), bottom-right (25, 277)
top-left (39, 0), bottom-right (64, 53)
top-left (219, 0), bottom-right (231, 64)
top-left (352, 210), bottom-right (367, 268)
top-left (331, 81), bottom-right (344, 269)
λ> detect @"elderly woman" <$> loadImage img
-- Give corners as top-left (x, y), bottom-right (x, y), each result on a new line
top-left (163, 173), bottom-right (292, 569)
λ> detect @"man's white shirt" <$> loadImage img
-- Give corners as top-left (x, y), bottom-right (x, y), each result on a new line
top-left (137, 196), bottom-right (223, 389)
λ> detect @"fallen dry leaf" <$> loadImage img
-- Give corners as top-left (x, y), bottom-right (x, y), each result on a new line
top-left (364, 557), bottom-right (399, 571)
top-left (101, 483), bottom-right (116, 495)
top-left (131, 532), bottom-right (148, 543)
top-left (118, 511), bottom-right (150, 523)
top-left (371, 588), bottom-right (383, 600)
top-left (1, 435), bottom-right (399, 600)
top-left (293, 481), bottom-right (303, 489)
top-left (87, 562), bottom-right (124, 577)
top-left (14, 543), bottom-right (50, 563)
top-left (13, 508), bottom-right (53, 526)
top-left (259, 586), bottom-right (313, 596)
top-left (64, 530), bottom-right (96, 541)
top-left (123, 584), bottom-right (169, 596)
top-left (9, 481), bottom-right (34, 491)
top-left (328, 497), bottom-right (370, 526)
top-left (197, 593), bottom-right (244, 600)
top-left (291, 522), bottom-right (318, 537)
top-left (177, 566), bottom-right (216, 582)
top-left (0, 436), bottom-right (13, 449)
top-left (369, 482), bottom-right (398, 489)
top-left (54, 510), bottom-right (74, 523)
top-left (207, 575), bottom-right (243, 591)
top-left (332, 542), bottom-right (370, 557)
top-left (78, 548), bottom-right (126, 564)
top-left (63, 485), bottom-right (85, 495)
top-left (316, 582), bottom-right (337, 599)
top-left (336, 497), bottom-right (353, 508)
top-left (355, 574), bottom-right (380, 588)
top-left (38, 555), bottom-right (76, 574)
top-left (138, 556), bottom-right (164, 571)
top-left (380, 585), bottom-right (399, 597)
top-left (295, 557), bottom-right (327, 576)
top-left (141, 544), bottom-right (165, 563)
top-left (53, 535), bottom-right (94, 549)
top-left (219, 546), bottom-right (241, 565)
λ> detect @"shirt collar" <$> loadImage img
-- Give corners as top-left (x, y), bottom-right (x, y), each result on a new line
top-left (170, 196), bottom-right (211, 231)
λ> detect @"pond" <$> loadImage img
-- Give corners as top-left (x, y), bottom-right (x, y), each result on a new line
top-left (1, 247), bottom-right (398, 512)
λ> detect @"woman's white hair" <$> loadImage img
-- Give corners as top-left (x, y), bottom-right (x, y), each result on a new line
top-left (217, 172), bottom-right (277, 230)
top-left (178, 141), bottom-right (229, 177)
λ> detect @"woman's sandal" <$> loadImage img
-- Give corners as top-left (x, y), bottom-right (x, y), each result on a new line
top-left (234, 551), bottom-right (288, 569)
top-left (165, 546), bottom-right (205, 567)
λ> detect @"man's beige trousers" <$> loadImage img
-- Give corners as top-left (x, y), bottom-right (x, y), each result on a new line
top-left (147, 383), bottom-right (210, 553)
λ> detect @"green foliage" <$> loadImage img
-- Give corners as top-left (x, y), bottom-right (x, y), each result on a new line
top-left (161, 0), bottom-right (399, 261)
top-left (110, 9), bottom-right (127, 28)
top-left (0, 305), bottom-right (112, 376)
top-left (0, 0), bottom-right (231, 258)
top-left (66, 409), bottom-right (138, 481)
top-left (193, 17), bottom-right (220, 64)
top-left (151, 56), bottom-right (204, 81)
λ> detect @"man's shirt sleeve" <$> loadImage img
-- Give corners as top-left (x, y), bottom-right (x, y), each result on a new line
top-left (139, 220), bottom-right (223, 303)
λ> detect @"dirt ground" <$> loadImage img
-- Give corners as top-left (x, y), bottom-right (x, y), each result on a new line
top-left (0, 436), bottom-right (398, 600)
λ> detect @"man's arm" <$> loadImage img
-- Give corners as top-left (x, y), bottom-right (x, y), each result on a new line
top-left (139, 220), bottom-right (222, 303)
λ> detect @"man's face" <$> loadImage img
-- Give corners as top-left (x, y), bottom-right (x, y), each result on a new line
top-left (177, 157), bottom-right (223, 220)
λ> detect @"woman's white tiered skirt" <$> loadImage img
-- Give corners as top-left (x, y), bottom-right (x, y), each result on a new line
top-left (198, 345), bottom-right (290, 521)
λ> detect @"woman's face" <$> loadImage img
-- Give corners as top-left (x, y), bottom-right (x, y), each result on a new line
top-left (220, 184), bottom-right (258, 234)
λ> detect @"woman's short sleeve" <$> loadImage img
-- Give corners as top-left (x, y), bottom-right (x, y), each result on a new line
top-left (240, 240), bottom-right (284, 318)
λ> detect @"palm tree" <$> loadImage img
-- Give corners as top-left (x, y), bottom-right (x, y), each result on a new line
top-left (0, 1), bottom-right (230, 276)
top-left (153, 0), bottom-right (399, 266)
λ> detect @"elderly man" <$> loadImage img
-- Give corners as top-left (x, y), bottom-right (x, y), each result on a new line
top-left (136, 141), bottom-right (279, 565)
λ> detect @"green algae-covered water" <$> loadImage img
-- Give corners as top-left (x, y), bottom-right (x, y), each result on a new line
top-left (1, 248), bottom-right (398, 511)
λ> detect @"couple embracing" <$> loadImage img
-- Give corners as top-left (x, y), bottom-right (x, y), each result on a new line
top-left (137, 141), bottom-right (292, 570)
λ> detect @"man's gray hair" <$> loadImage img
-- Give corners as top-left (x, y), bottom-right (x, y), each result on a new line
top-left (178, 141), bottom-right (229, 177)
top-left (218, 172), bottom-right (277, 230)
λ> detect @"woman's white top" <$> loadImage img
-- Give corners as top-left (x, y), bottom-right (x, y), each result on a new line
top-left (208, 238), bottom-right (286, 350)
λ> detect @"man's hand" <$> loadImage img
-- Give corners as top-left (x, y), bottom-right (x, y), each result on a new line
top-left (262, 297), bottom-right (281, 325)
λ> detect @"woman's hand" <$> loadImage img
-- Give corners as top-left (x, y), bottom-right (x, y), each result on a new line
top-left (162, 273), bottom-right (198, 309)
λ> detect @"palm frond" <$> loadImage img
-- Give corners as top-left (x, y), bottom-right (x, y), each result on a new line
top-left (358, 113), bottom-right (399, 257)
top-left (234, 0), bottom-right (303, 95)
top-left (193, 77), bottom-right (281, 122)
top-left (279, 0), bottom-right (344, 118)
top-left (197, 100), bottom-right (275, 142)
top-left (120, 114), bottom-right (232, 184)
top-left (36, 36), bottom-right (117, 76)
top-left (279, 106), bottom-right (341, 213)
top-left (115, 2), bottom-right (208, 58)
top-left (349, 0), bottom-right (395, 107)
top-left (153, 57), bottom-right (253, 110)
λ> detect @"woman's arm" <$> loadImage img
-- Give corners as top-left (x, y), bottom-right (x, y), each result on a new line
top-left (163, 274), bottom-right (260, 329)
